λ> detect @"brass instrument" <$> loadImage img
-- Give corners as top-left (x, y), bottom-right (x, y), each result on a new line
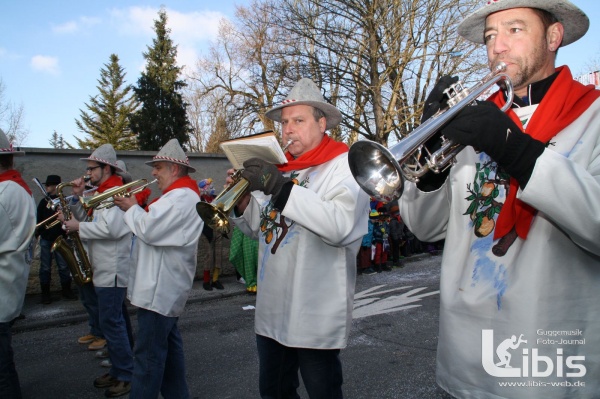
top-left (196, 170), bottom-right (249, 236)
top-left (197, 140), bottom-right (293, 235)
top-left (348, 62), bottom-right (514, 202)
top-left (51, 181), bottom-right (93, 285)
top-left (36, 213), bottom-right (60, 230)
top-left (80, 179), bottom-right (156, 210)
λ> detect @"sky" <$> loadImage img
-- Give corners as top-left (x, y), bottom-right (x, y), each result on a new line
top-left (2, 0), bottom-right (599, 149)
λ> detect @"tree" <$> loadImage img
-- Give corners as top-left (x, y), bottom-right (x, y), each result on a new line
top-left (0, 78), bottom-right (29, 146)
top-left (189, 0), bottom-right (485, 149)
top-left (130, 8), bottom-right (191, 151)
top-left (49, 130), bottom-right (66, 149)
top-left (187, 1), bottom-right (294, 151)
top-left (73, 54), bottom-right (139, 150)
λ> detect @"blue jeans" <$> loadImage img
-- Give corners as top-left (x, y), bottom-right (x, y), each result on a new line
top-left (256, 334), bottom-right (344, 399)
top-left (0, 322), bottom-right (22, 399)
top-left (130, 308), bottom-right (189, 399)
top-left (96, 287), bottom-right (133, 381)
top-left (78, 282), bottom-right (103, 338)
top-left (39, 238), bottom-right (71, 285)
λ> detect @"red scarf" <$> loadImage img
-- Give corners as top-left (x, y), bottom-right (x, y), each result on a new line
top-left (96, 174), bottom-right (123, 193)
top-left (146, 175), bottom-right (200, 210)
top-left (0, 169), bottom-right (32, 195)
top-left (488, 66), bottom-right (600, 240)
top-left (277, 135), bottom-right (348, 172)
top-left (88, 174), bottom-right (123, 216)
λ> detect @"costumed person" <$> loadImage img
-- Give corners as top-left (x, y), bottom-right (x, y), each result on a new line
top-left (229, 78), bottom-right (369, 398)
top-left (195, 178), bottom-right (224, 290)
top-left (62, 144), bottom-right (133, 397)
top-left (113, 139), bottom-right (203, 399)
top-left (399, 1), bottom-right (600, 397)
top-left (0, 128), bottom-right (36, 398)
top-left (228, 225), bottom-right (258, 293)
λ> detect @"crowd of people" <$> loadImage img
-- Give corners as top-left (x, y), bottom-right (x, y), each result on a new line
top-left (1, 1), bottom-right (599, 398)
top-left (357, 200), bottom-right (443, 275)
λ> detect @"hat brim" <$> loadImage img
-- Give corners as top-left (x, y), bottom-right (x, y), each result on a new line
top-left (145, 159), bottom-right (196, 173)
top-left (457, 0), bottom-right (589, 47)
top-left (80, 156), bottom-right (123, 172)
top-left (265, 100), bottom-right (342, 130)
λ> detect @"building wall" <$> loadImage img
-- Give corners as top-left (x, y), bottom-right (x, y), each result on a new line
top-left (15, 147), bottom-right (240, 295)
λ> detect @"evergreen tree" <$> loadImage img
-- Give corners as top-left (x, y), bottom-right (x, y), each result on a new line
top-left (130, 8), bottom-right (191, 151)
top-left (48, 130), bottom-right (65, 148)
top-left (74, 54), bottom-right (139, 150)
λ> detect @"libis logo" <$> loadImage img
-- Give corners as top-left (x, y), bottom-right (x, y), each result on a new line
top-left (481, 330), bottom-right (586, 378)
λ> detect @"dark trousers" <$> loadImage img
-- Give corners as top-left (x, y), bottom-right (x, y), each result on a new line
top-left (0, 322), bottom-right (21, 399)
top-left (256, 334), bottom-right (343, 399)
top-left (388, 237), bottom-right (401, 264)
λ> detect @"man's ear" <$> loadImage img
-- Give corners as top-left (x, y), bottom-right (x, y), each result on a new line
top-left (547, 22), bottom-right (564, 52)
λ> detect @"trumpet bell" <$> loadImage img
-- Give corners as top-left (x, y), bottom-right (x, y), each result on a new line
top-left (348, 141), bottom-right (404, 202)
top-left (196, 202), bottom-right (232, 235)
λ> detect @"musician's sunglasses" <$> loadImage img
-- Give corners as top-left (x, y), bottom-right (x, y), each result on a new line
top-left (85, 165), bottom-right (102, 172)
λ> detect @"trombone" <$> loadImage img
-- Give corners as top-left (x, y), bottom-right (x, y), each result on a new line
top-left (80, 179), bottom-right (156, 210)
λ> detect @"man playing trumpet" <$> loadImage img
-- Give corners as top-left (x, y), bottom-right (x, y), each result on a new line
top-left (61, 143), bottom-right (133, 397)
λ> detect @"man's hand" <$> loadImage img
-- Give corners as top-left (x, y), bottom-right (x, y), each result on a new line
top-left (442, 101), bottom-right (546, 187)
top-left (241, 158), bottom-right (290, 199)
top-left (113, 195), bottom-right (138, 212)
top-left (62, 218), bottom-right (80, 234)
top-left (70, 177), bottom-right (87, 196)
top-left (422, 75), bottom-right (459, 123)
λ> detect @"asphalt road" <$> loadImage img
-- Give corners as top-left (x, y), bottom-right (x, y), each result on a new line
top-left (13, 254), bottom-right (453, 399)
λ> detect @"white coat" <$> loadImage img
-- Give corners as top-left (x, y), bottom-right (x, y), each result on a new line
top-left (399, 98), bottom-right (600, 398)
top-left (72, 202), bottom-right (132, 288)
top-left (0, 180), bottom-right (35, 322)
top-left (124, 186), bottom-right (202, 317)
top-left (233, 153), bottom-right (370, 349)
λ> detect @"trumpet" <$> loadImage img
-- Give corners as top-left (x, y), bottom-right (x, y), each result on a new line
top-left (197, 139), bottom-right (293, 235)
top-left (348, 62), bottom-right (514, 202)
top-left (36, 213), bottom-right (61, 230)
top-left (80, 179), bottom-right (156, 210)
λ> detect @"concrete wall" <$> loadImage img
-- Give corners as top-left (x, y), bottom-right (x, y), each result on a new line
top-left (14, 147), bottom-right (239, 295)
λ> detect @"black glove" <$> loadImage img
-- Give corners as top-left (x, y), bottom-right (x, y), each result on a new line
top-left (422, 75), bottom-right (459, 123)
top-left (241, 158), bottom-right (291, 200)
top-left (442, 100), bottom-right (546, 187)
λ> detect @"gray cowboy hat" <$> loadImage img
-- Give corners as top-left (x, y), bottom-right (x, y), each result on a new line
top-left (265, 78), bottom-right (342, 130)
top-left (0, 128), bottom-right (25, 156)
top-left (458, 0), bottom-right (589, 47)
top-left (145, 138), bottom-right (196, 173)
top-left (80, 143), bottom-right (123, 172)
top-left (115, 160), bottom-right (133, 184)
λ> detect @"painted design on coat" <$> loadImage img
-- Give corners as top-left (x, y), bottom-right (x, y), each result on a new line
top-left (464, 156), bottom-right (511, 310)
top-left (259, 171), bottom-right (308, 254)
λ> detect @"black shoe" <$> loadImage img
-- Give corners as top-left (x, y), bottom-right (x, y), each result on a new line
top-left (381, 264), bottom-right (392, 272)
top-left (203, 282), bottom-right (213, 291)
top-left (61, 281), bottom-right (78, 300)
top-left (212, 280), bottom-right (224, 290)
top-left (41, 284), bottom-right (52, 305)
top-left (362, 267), bottom-right (376, 275)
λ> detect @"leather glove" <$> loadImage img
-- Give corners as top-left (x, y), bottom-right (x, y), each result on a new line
top-left (241, 158), bottom-right (291, 200)
top-left (442, 100), bottom-right (546, 187)
top-left (422, 75), bottom-right (459, 123)
top-left (415, 75), bottom-right (458, 192)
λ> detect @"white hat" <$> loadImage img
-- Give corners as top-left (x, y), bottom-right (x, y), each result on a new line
top-left (0, 128), bottom-right (25, 156)
top-left (145, 138), bottom-right (196, 173)
top-left (265, 78), bottom-right (342, 130)
top-left (458, 0), bottom-right (589, 47)
top-left (80, 143), bottom-right (123, 171)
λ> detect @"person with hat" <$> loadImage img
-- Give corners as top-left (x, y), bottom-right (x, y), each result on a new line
top-left (62, 143), bottom-right (133, 397)
top-left (0, 128), bottom-right (36, 398)
top-left (113, 138), bottom-right (203, 399)
top-left (35, 174), bottom-right (77, 304)
top-left (399, 1), bottom-right (600, 397)
top-left (228, 78), bottom-right (369, 398)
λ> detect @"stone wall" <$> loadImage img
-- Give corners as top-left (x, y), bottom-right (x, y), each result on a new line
top-left (16, 147), bottom-right (237, 295)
